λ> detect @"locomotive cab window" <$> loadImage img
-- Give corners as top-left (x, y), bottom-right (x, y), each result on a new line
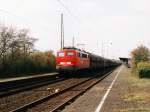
top-left (58, 52), bottom-right (65, 57)
top-left (77, 52), bottom-right (81, 57)
top-left (67, 52), bottom-right (74, 56)
top-left (82, 53), bottom-right (88, 58)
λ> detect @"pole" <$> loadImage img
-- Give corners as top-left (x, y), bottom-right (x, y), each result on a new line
top-left (101, 42), bottom-right (104, 57)
top-left (61, 13), bottom-right (64, 50)
top-left (101, 42), bottom-right (105, 67)
top-left (72, 37), bottom-right (75, 47)
top-left (62, 14), bottom-right (64, 49)
top-left (61, 13), bottom-right (63, 50)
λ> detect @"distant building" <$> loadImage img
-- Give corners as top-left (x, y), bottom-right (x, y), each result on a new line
top-left (119, 57), bottom-right (131, 67)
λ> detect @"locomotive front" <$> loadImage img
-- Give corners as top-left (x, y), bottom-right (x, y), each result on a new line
top-left (56, 49), bottom-right (77, 72)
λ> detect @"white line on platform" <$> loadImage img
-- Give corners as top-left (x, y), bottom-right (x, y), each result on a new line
top-left (95, 66), bottom-right (122, 112)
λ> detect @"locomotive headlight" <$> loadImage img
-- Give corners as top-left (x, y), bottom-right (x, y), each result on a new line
top-left (60, 62), bottom-right (65, 64)
top-left (66, 62), bottom-right (71, 64)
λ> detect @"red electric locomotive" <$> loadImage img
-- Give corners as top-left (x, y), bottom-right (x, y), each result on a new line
top-left (56, 47), bottom-right (121, 73)
top-left (56, 47), bottom-right (90, 73)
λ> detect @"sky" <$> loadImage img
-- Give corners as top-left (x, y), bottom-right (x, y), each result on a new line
top-left (0, 0), bottom-right (150, 59)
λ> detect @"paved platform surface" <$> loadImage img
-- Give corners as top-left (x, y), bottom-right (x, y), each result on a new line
top-left (101, 66), bottom-right (150, 112)
top-left (63, 65), bottom-right (150, 112)
top-left (0, 72), bottom-right (57, 83)
top-left (63, 66), bottom-right (122, 112)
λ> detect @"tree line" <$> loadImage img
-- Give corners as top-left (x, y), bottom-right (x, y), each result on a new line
top-left (0, 24), bottom-right (55, 78)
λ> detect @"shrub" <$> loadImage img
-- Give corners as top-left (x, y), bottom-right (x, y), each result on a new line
top-left (137, 62), bottom-right (150, 78)
top-left (130, 45), bottom-right (149, 70)
top-left (30, 51), bottom-right (56, 72)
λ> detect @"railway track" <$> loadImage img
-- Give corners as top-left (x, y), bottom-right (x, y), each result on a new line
top-left (0, 68), bottom-right (115, 112)
top-left (0, 73), bottom-right (61, 97)
top-left (0, 75), bottom-right (88, 112)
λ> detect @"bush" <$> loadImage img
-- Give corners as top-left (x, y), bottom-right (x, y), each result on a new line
top-left (137, 62), bottom-right (150, 78)
top-left (30, 51), bottom-right (56, 72)
top-left (130, 45), bottom-right (150, 71)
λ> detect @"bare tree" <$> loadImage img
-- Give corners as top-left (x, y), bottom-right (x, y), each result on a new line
top-left (0, 25), bottom-right (16, 68)
top-left (0, 25), bottom-right (37, 71)
top-left (17, 29), bottom-right (37, 54)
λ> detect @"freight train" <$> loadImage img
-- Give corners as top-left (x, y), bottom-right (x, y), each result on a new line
top-left (56, 47), bottom-right (121, 73)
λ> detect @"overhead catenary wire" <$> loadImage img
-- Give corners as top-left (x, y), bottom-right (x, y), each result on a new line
top-left (0, 9), bottom-right (27, 21)
top-left (57, 0), bottom-right (82, 24)
top-left (0, 9), bottom-right (49, 32)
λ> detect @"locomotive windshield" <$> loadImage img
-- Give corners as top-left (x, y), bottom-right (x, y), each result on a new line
top-left (67, 52), bottom-right (74, 56)
top-left (58, 52), bottom-right (65, 57)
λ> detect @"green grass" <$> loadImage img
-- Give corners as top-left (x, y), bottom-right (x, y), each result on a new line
top-left (122, 92), bottom-right (150, 102)
top-left (114, 67), bottom-right (150, 112)
top-left (121, 71), bottom-right (150, 102)
top-left (114, 108), bottom-right (150, 112)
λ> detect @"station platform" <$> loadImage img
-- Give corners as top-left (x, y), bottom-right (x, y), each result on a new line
top-left (0, 72), bottom-right (57, 83)
top-left (63, 65), bottom-right (150, 112)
